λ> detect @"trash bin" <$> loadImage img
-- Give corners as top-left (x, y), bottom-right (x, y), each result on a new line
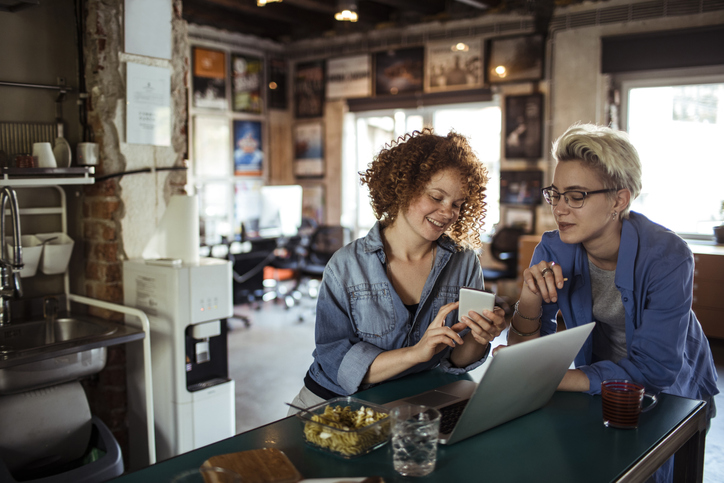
top-left (0, 415), bottom-right (123, 483)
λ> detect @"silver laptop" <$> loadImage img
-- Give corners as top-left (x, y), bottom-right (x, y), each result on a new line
top-left (384, 322), bottom-right (595, 445)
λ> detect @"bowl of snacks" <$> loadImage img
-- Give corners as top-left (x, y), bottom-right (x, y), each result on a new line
top-left (297, 396), bottom-right (391, 458)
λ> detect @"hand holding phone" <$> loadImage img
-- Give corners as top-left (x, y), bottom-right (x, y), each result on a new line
top-left (458, 287), bottom-right (496, 322)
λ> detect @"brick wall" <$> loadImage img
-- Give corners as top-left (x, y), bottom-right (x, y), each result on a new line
top-left (81, 178), bottom-right (127, 453)
top-left (79, 0), bottom-right (188, 465)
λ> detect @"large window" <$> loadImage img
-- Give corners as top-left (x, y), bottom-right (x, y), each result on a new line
top-left (342, 102), bottom-right (502, 239)
top-left (620, 69), bottom-right (724, 238)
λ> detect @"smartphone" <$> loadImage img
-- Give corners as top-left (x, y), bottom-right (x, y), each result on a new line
top-left (458, 287), bottom-right (496, 322)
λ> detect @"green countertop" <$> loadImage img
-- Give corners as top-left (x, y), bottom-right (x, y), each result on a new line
top-left (112, 370), bottom-right (704, 482)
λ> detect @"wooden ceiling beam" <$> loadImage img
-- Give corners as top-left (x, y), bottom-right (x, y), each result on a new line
top-left (367, 0), bottom-right (444, 15)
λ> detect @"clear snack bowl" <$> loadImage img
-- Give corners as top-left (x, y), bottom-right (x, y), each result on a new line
top-left (297, 396), bottom-right (391, 459)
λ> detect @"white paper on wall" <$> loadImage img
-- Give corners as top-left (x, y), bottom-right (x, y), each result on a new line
top-left (125, 0), bottom-right (172, 60)
top-left (126, 62), bottom-right (172, 146)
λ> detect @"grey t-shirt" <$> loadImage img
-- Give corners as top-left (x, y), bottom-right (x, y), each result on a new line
top-left (589, 258), bottom-right (627, 364)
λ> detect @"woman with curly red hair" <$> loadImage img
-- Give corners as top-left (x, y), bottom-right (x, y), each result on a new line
top-left (289, 129), bottom-right (507, 412)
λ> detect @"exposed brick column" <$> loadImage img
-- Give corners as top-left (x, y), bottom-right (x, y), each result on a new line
top-left (79, 0), bottom-right (189, 465)
top-left (81, 178), bottom-right (127, 451)
top-left (81, 0), bottom-right (130, 461)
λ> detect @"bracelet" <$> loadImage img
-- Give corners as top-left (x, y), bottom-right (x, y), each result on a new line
top-left (509, 301), bottom-right (542, 337)
top-left (514, 300), bottom-right (542, 320)
top-left (509, 318), bottom-right (542, 337)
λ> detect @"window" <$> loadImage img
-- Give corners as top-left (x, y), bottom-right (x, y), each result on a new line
top-left (342, 102), bottom-right (501, 239)
top-left (619, 68), bottom-right (724, 238)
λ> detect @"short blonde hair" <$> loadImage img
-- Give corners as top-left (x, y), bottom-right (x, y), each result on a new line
top-left (552, 123), bottom-right (642, 218)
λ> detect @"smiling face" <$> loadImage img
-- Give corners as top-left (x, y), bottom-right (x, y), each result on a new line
top-left (551, 160), bottom-right (621, 247)
top-left (398, 168), bottom-right (466, 242)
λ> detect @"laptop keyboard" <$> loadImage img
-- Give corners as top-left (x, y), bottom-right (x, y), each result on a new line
top-left (439, 399), bottom-right (469, 434)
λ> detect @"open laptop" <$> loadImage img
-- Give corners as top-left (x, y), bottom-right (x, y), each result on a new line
top-left (384, 322), bottom-right (595, 445)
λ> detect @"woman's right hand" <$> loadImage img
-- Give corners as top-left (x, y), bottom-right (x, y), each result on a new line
top-left (412, 301), bottom-right (465, 363)
top-left (523, 260), bottom-right (565, 304)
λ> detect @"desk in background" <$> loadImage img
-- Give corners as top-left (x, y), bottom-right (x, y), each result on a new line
top-left (111, 369), bottom-right (706, 483)
top-left (690, 243), bottom-right (724, 339)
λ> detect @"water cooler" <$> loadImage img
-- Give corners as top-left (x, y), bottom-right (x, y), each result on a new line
top-left (124, 257), bottom-right (235, 469)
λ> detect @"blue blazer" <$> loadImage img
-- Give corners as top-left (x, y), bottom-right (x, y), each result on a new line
top-left (533, 211), bottom-right (719, 399)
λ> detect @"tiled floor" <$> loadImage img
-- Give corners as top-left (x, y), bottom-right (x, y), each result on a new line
top-left (228, 293), bottom-right (724, 482)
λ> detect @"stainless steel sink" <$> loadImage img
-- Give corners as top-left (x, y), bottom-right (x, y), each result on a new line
top-left (0, 317), bottom-right (116, 353)
top-left (0, 315), bottom-right (145, 395)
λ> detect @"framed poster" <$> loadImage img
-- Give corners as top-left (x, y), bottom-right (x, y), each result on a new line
top-left (326, 54), bottom-right (372, 99)
top-left (504, 206), bottom-right (536, 234)
top-left (425, 40), bottom-right (483, 92)
top-left (374, 47), bottom-right (424, 96)
top-left (192, 47), bottom-right (227, 109)
top-left (504, 93), bottom-right (543, 159)
top-left (193, 115), bottom-right (231, 178)
top-left (233, 120), bottom-right (263, 176)
top-left (500, 170), bottom-right (543, 205)
top-left (486, 34), bottom-right (544, 85)
top-left (302, 183), bottom-right (325, 225)
top-left (294, 122), bottom-right (324, 178)
top-left (232, 54), bottom-right (263, 114)
top-left (268, 57), bottom-right (288, 110)
top-left (295, 60), bottom-right (325, 118)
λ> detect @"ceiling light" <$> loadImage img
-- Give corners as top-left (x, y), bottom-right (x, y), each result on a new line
top-left (495, 65), bottom-right (507, 78)
top-left (451, 42), bottom-right (469, 52)
top-left (257, 0), bottom-right (282, 6)
top-left (335, 0), bottom-right (358, 22)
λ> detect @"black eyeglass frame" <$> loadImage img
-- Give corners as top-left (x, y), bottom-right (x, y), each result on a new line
top-left (541, 187), bottom-right (618, 208)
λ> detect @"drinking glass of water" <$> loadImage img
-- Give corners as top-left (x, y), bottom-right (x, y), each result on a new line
top-left (390, 404), bottom-right (441, 477)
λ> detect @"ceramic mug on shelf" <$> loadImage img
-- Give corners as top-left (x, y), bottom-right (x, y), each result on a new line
top-left (77, 142), bottom-right (99, 166)
top-left (32, 142), bottom-right (57, 168)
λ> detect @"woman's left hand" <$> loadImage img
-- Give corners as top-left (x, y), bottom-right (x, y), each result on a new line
top-left (457, 306), bottom-right (507, 346)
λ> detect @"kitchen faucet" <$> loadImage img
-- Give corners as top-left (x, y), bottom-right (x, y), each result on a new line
top-left (0, 186), bottom-right (23, 326)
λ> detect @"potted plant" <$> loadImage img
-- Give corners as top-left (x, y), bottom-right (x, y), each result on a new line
top-left (715, 201), bottom-right (724, 244)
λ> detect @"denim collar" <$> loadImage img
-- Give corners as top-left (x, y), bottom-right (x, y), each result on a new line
top-left (363, 221), bottom-right (458, 260)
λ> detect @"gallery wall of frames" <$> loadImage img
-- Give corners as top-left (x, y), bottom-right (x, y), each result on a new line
top-left (189, 33), bottom-right (547, 244)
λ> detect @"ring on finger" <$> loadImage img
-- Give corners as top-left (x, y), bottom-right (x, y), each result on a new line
top-left (540, 267), bottom-right (553, 277)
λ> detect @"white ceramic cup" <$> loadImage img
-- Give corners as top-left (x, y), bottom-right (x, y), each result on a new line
top-left (32, 142), bottom-right (57, 168)
top-left (77, 142), bottom-right (99, 166)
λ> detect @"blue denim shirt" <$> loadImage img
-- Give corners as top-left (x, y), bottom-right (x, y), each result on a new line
top-left (307, 222), bottom-right (488, 396)
top-left (532, 212), bottom-right (719, 400)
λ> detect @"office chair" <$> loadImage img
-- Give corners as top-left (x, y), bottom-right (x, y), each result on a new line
top-left (228, 240), bottom-right (277, 327)
top-left (482, 226), bottom-right (525, 296)
top-left (296, 225), bottom-right (352, 321)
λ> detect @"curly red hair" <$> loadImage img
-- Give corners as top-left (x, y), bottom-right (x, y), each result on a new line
top-left (360, 129), bottom-right (488, 250)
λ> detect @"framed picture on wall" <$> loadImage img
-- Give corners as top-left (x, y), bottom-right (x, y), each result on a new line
top-left (233, 120), bottom-right (263, 176)
top-left (301, 183), bottom-right (325, 226)
top-left (268, 57), bottom-right (288, 110)
top-left (425, 39), bottom-right (483, 92)
top-left (294, 121), bottom-right (324, 178)
top-left (503, 206), bottom-right (536, 234)
top-left (295, 60), bottom-right (325, 118)
top-left (326, 54), bottom-right (372, 99)
top-left (232, 53), bottom-right (263, 114)
top-left (374, 47), bottom-right (424, 96)
top-left (192, 47), bottom-right (227, 110)
top-left (504, 93), bottom-right (543, 159)
top-left (500, 170), bottom-right (543, 205)
top-left (486, 34), bottom-right (544, 85)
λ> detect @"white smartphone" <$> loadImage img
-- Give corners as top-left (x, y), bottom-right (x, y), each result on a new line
top-left (458, 287), bottom-right (496, 322)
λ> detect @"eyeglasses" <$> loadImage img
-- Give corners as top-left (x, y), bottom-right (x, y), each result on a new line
top-left (541, 187), bottom-right (618, 209)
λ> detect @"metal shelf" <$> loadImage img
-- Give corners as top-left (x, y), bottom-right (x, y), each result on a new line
top-left (0, 167), bottom-right (95, 187)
